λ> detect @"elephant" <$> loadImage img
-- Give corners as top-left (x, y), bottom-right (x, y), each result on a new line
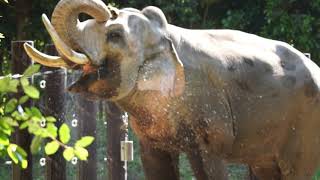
top-left (24, 0), bottom-right (320, 179)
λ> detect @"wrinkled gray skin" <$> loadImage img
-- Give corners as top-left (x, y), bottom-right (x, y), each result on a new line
top-left (29, 5), bottom-right (320, 180)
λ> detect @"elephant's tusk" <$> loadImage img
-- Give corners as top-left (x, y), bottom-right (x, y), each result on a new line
top-left (42, 14), bottom-right (90, 65)
top-left (23, 43), bottom-right (69, 68)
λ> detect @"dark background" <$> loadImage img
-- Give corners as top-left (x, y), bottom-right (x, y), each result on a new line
top-left (1, 0), bottom-right (320, 75)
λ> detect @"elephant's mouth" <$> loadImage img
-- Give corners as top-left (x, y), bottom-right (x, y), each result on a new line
top-left (68, 58), bottom-right (121, 100)
top-left (20, 0), bottom-right (123, 100)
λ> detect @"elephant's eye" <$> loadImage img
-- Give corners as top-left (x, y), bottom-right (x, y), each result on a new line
top-left (106, 30), bottom-right (123, 42)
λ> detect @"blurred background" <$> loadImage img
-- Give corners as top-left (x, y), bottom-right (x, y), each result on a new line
top-left (1, 0), bottom-right (320, 76)
top-left (0, 0), bottom-right (319, 179)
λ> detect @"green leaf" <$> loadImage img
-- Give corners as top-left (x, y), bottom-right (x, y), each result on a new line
top-left (59, 123), bottom-right (70, 144)
top-left (0, 132), bottom-right (9, 145)
top-left (75, 136), bottom-right (94, 148)
top-left (27, 122), bottom-right (40, 134)
top-left (23, 64), bottom-right (40, 77)
top-left (8, 79), bottom-right (19, 93)
top-left (19, 95), bottom-right (29, 104)
top-left (20, 77), bottom-right (29, 87)
top-left (74, 146), bottom-right (88, 160)
top-left (0, 118), bottom-right (10, 129)
top-left (45, 141), bottom-right (59, 155)
top-left (30, 107), bottom-right (42, 118)
top-left (0, 77), bottom-right (10, 92)
top-left (46, 123), bottom-right (57, 138)
top-left (63, 148), bottom-right (74, 161)
top-left (19, 121), bottom-right (29, 129)
top-left (16, 146), bottom-right (27, 158)
top-left (0, 77), bottom-right (17, 92)
top-left (2, 116), bottom-right (18, 126)
top-left (45, 116), bottom-right (56, 122)
top-left (30, 136), bottom-right (43, 154)
top-left (7, 144), bottom-right (19, 164)
top-left (31, 116), bottom-right (41, 122)
top-left (21, 159), bottom-right (28, 169)
top-left (0, 126), bottom-right (12, 135)
top-left (22, 85), bottom-right (40, 99)
top-left (5, 98), bottom-right (17, 113)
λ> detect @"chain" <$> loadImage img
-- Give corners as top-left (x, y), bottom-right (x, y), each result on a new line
top-left (0, 68), bottom-right (78, 80)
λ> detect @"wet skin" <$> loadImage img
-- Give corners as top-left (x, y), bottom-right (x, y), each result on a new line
top-left (64, 7), bottom-right (320, 180)
top-left (70, 28), bottom-right (320, 179)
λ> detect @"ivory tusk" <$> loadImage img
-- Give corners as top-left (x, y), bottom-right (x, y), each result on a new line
top-left (42, 14), bottom-right (90, 65)
top-left (23, 43), bottom-right (69, 68)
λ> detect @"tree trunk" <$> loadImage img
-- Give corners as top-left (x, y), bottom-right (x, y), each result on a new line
top-left (14, 0), bottom-right (33, 40)
top-left (202, 3), bottom-right (209, 27)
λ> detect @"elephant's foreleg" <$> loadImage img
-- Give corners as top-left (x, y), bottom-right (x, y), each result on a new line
top-left (187, 150), bottom-right (209, 180)
top-left (139, 140), bottom-right (179, 180)
top-left (249, 162), bottom-right (281, 180)
top-left (187, 149), bottom-right (228, 180)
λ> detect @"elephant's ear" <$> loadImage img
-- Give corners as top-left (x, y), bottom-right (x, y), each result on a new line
top-left (165, 36), bottom-right (185, 97)
top-left (142, 6), bottom-right (167, 29)
top-left (137, 36), bottom-right (185, 97)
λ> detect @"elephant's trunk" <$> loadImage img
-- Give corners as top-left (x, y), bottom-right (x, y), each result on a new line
top-left (51, 0), bottom-right (111, 51)
top-left (24, 0), bottom-right (117, 67)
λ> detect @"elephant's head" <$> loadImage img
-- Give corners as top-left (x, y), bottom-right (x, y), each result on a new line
top-left (24, 0), bottom-right (185, 101)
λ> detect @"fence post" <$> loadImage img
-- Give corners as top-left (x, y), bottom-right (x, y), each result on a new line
top-left (106, 102), bottom-right (126, 180)
top-left (76, 96), bottom-right (98, 180)
top-left (11, 40), bottom-right (34, 180)
top-left (40, 44), bottom-right (67, 180)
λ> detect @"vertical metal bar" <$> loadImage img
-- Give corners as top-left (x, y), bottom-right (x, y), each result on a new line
top-left (106, 102), bottom-right (126, 180)
top-left (76, 96), bottom-right (98, 180)
top-left (11, 40), bottom-right (34, 180)
top-left (40, 44), bottom-right (67, 180)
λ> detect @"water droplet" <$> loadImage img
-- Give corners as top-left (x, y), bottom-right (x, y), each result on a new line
top-left (17, 105), bottom-right (24, 114)
top-left (97, 70), bottom-right (101, 79)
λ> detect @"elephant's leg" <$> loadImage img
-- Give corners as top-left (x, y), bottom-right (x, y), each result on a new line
top-left (277, 109), bottom-right (320, 180)
top-left (187, 149), bottom-right (228, 180)
top-left (186, 150), bottom-right (208, 180)
top-left (249, 162), bottom-right (281, 180)
top-left (139, 140), bottom-right (179, 180)
top-left (248, 166), bottom-right (258, 180)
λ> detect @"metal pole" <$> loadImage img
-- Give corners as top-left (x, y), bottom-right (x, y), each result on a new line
top-left (11, 40), bottom-right (34, 180)
top-left (41, 44), bottom-right (67, 180)
top-left (76, 96), bottom-right (98, 180)
top-left (106, 102), bottom-right (126, 180)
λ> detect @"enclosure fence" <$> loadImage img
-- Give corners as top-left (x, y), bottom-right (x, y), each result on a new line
top-left (1, 41), bottom-right (134, 180)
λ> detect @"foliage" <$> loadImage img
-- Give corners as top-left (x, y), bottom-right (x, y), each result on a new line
top-left (314, 169), bottom-right (320, 180)
top-left (0, 0), bottom-right (7, 42)
top-left (0, 64), bottom-right (94, 169)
